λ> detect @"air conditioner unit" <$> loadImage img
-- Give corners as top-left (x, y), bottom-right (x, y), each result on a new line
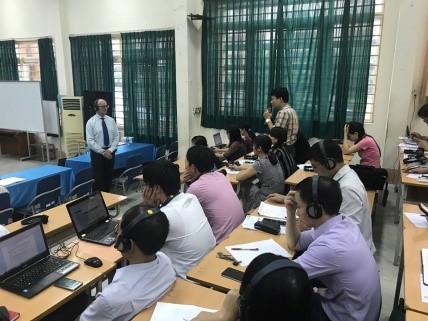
top-left (60, 96), bottom-right (84, 157)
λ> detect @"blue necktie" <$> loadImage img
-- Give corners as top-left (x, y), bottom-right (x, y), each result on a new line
top-left (101, 118), bottom-right (110, 147)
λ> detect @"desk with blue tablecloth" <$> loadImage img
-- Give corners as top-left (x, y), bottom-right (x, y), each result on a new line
top-left (1, 165), bottom-right (73, 208)
top-left (65, 143), bottom-right (155, 174)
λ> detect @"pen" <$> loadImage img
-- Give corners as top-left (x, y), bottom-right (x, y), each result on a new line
top-left (231, 248), bottom-right (259, 251)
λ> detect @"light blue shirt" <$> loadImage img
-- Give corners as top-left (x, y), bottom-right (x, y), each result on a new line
top-left (295, 215), bottom-right (381, 321)
top-left (78, 252), bottom-right (176, 321)
top-left (86, 114), bottom-right (119, 154)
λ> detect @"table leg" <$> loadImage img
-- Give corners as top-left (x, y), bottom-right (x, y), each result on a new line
top-left (393, 244), bottom-right (404, 307)
top-left (393, 215), bottom-right (403, 266)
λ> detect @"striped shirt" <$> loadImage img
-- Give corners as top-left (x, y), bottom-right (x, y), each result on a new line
top-left (274, 104), bottom-right (299, 145)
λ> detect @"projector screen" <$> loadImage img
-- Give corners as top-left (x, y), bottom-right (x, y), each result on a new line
top-left (0, 81), bottom-right (45, 132)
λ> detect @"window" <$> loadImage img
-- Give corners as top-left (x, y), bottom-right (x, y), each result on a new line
top-left (15, 40), bottom-right (40, 81)
top-left (365, 0), bottom-right (384, 123)
top-left (112, 36), bottom-right (124, 129)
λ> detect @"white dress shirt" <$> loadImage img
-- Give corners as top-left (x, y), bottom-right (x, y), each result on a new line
top-left (160, 193), bottom-right (216, 278)
top-left (86, 114), bottom-right (119, 154)
top-left (333, 164), bottom-right (376, 254)
top-left (78, 252), bottom-right (175, 321)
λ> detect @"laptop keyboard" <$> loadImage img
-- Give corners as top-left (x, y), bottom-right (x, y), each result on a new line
top-left (86, 220), bottom-right (117, 240)
top-left (5, 257), bottom-right (72, 289)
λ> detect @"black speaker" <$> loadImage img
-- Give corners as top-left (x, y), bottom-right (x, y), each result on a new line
top-left (83, 90), bottom-right (114, 139)
top-left (306, 176), bottom-right (323, 219)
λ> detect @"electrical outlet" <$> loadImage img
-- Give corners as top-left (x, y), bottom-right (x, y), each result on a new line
top-left (412, 89), bottom-right (417, 98)
top-left (193, 107), bottom-right (202, 114)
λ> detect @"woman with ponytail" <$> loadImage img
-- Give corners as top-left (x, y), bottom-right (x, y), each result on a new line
top-left (343, 121), bottom-right (381, 168)
top-left (230, 135), bottom-right (284, 212)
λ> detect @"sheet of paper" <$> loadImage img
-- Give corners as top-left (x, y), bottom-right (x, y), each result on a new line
top-left (0, 177), bottom-right (25, 186)
top-left (258, 201), bottom-right (287, 219)
top-left (422, 249), bottom-right (428, 287)
top-left (404, 212), bottom-right (428, 228)
top-left (225, 168), bottom-right (239, 174)
top-left (238, 159), bottom-right (255, 165)
top-left (150, 302), bottom-right (217, 321)
top-left (297, 164), bottom-right (306, 170)
top-left (420, 274), bottom-right (428, 303)
top-left (241, 216), bottom-right (285, 234)
top-left (406, 174), bottom-right (421, 179)
top-left (226, 238), bottom-right (292, 266)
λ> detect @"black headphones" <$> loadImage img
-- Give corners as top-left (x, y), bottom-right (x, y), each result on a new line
top-left (318, 140), bottom-right (336, 170)
top-left (93, 99), bottom-right (100, 111)
top-left (306, 176), bottom-right (323, 219)
top-left (114, 207), bottom-right (161, 253)
top-left (238, 259), bottom-right (305, 321)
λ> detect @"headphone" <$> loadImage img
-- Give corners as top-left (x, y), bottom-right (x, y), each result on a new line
top-left (238, 259), bottom-right (305, 321)
top-left (114, 207), bottom-right (161, 253)
top-left (93, 99), bottom-right (100, 111)
top-left (306, 176), bottom-right (323, 219)
top-left (318, 140), bottom-right (336, 170)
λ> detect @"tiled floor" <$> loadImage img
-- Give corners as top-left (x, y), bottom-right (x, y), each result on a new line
top-left (0, 156), bottom-right (402, 320)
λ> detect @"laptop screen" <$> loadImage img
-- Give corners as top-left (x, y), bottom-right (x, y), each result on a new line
top-left (66, 192), bottom-right (110, 234)
top-left (0, 223), bottom-right (48, 280)
top-left (213, 133), bottom-right (222, 146)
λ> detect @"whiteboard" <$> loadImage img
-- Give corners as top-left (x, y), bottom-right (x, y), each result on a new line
top-left (42, 100), bottom-right (60, 136)
top-left (0, 81), bottom-right (45, 132)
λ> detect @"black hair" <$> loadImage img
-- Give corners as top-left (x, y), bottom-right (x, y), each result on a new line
top-left (191, 135), bottom-right (208, 146)
top-left (418, 103), bottom-right (428, 118)
top-left (227, 125), bottom-right (244, 147)
top-left (294, 176), bottom-right (342, 216)
top-left (270, 127), bottom-right (287, 149)
top-left (309, 139), bottom-right (344, 165)
top-left (270, 87), bottom-right (289, 103)
top-left (254, 135), bottom-right (278, 165)
top-left (121, 204), bottom-right (169, 255)
top-left (240, 253), bottom-right (313, 321)
top-left (239, 123), bottom-right (256, 141)
top-left (142, 160), bottom-right (181, 195)
top-left (347, 121), bottom-right (381, 156)
top-left (186, 145), bottom-right (215, 174)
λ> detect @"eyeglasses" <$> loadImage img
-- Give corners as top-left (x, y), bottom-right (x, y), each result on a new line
top-left (99, 105), bottom-right (109, 109)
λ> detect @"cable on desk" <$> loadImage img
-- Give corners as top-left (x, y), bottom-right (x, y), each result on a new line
top-left (50, 241), bottom-right (86, 260)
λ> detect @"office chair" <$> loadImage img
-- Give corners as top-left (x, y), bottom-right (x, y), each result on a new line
top-left (155, 145), bottom-right (167, 161)
top-left (0, 192), bottom-right (13, 225)
top-left (167, 141), bottom-right (178, 162)
top-left (63, 167), bottom-right (94, 202)
top-left (17, 174), bottom-right (61, 217)
top-left (112, 154), bottom-right (143, 195)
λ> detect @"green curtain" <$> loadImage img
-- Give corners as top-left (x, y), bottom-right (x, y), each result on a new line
top-left (121, 31), bottom-right (177, 146)
top-left (202, 0), bottom-right (375, 138)
top-left (69, 34), bottom-right (114, 101)
top-left (0, 40), bottom-right (19, 81)
top-left (38, 38), bottom-right (58, 101)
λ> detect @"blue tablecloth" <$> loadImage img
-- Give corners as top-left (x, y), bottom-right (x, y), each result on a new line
top-left (2, 165), bottom-right (73, 209)
top-left (65, 143), bottom-right (156, 174)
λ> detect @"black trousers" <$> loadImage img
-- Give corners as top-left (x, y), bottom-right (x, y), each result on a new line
top-left (91, 150), bottom-right (115, 192)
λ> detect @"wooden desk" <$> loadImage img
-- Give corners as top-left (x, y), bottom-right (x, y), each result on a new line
top-left (77, 240), bottom-right (123, 264)
top-left (407, 311), bottom-right (428, 321)
top-left (187, 223), bottom-right (291, 293)
top-left (6, 192), bottom-right (127, 244)
top-left (132, 279), bottom-right (225, 321)
top-left (0, 251), bottom-right (116, 321)
top-left (401, 203), bottom-right (428, 315)
top-left (0, 129), bottom-right (33, 157)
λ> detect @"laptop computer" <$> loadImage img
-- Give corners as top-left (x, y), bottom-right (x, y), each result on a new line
top-left (0, 222), bottom-right (79, 298)
top-left (213, 133), bottom-right (226, 148)
top-left (66, 191), bottom-right (118, 246)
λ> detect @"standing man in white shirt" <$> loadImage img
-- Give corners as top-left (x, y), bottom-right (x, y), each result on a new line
top-left (85, 99), bottom-right (119, 192)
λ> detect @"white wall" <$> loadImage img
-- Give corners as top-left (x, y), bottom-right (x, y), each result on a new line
top-left (0, 0), bottom-right (427, 167)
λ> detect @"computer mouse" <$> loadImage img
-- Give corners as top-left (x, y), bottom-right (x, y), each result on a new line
top-left (84, 257), bottom-right (103, 268)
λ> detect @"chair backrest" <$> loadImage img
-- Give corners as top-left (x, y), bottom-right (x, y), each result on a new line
top-left (0, 192), bottom-right (12, 224)
top-left (127, 154), bottom-right (143, 168)
top-left (167, 141), bottom-right (178, 162)
top-left (156, 145), bottom-right (167, 160)
top-left (121, 154), bottom-right (143, 184)
top-left (29, 174), bottom-right (61, 214)
top-left (66, 167), bottom-right (94, 201)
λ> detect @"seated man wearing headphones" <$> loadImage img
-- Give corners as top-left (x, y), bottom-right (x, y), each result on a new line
top-left (78, 205), bottom-right (176, 321)
top-left (285, 176), bottom-right (381, 321)
top-left (192, 253), bottom-right (314, 321)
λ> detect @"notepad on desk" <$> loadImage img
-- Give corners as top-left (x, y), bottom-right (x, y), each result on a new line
top-left (0, 177), bottom-right (25, 186)
top-left (150, 302), bottom-right (216, 321)
top-left (258, 201), bottom-right (287, 219)
top-left (404, 212), bottom-right (428, 228)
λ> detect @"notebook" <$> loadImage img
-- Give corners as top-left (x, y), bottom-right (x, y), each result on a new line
top-left (0, 223), bottom-right (79, 298)
top-left (66, 191), bottom-right (118, 246)
top-left (213, 133), bottom-right (226, 148)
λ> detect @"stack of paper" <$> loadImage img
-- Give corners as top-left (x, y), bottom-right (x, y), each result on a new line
top-left (226, 238), bottom-right (292, 266)
top-left (258, 201), bottom-right (287, 219)
top-left (150, 302), bottom-right (217, 321)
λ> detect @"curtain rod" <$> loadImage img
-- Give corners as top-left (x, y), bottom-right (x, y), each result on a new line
top-left (69, 27), bottom-right (174, 37)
